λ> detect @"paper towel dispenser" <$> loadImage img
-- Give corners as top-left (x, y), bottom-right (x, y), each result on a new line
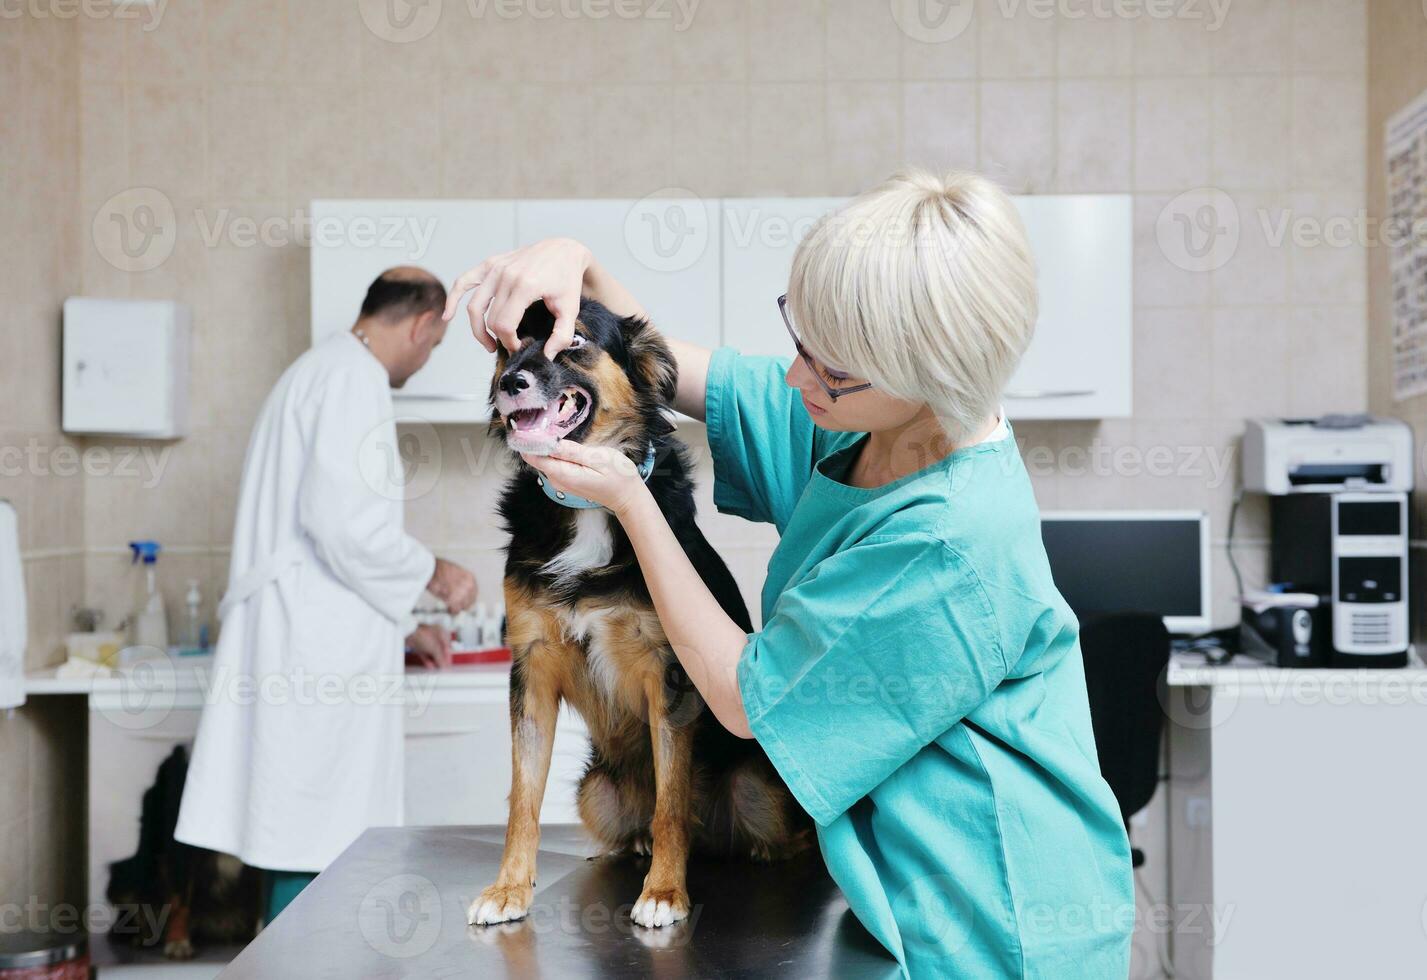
top-left (63, 297), bottom-right (190, 439)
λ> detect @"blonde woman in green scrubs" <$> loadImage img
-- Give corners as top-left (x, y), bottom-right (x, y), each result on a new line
top-left (445, 170), bottom-right (1134, 978)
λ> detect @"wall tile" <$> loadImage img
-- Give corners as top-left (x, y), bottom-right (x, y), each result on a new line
top-left (748, 0), bottom-right (824, 82)
top-left (1291, 74), bottom-right (1367, 189)
top-left (826, 0), bottom-right (901, 82)
top-left (1292, 0), bottom-right (1366, 74)
top-left (746, 83), bottom-right (827, 193)
top-left (1132, 193), bottom-right (1212, 307)
top-left (124, 0), bottom-right (207, 83)
top-left (1210, 190), bottom-right (1291, 306)
top-left (824, 82), bottom-right (901, 195)
top-left (1133, 307), bottom-right (1212, 421)
top-left (1057, 79), bottom-right (1132, 192)
top-left (1133, 78), bottom-right (1211, 192)
top-left (1208, 0), bottom-right (1290, 75)
top-left (1057, 11), bottom-right (1133, 77)
top-left (207, 0), bottom-right (288, 82)
top-left (208, 84), bottom-right (289, 201)
top-left (902, 82), bottom-right (978, 174)
top-left (670, 82), bottom-right (750, 197)
top-left (671, 0), bottom-right (748, 82)
top-left (1133, 9), bottom-right (1215, 76)
top-left (1210, 307), bottom-right (1290, 419)
top-left (978, 0), bottom-right (1056, 79)
top-left (979, 80), bottom-right (1056, 193)
top-left (1286, 306), bottom-right (1368, 417)
top-left (1286, 190), bottom-right (1368, 306)
top-left (899, 3), bottom-right (978, 81)
top-left (1211, 75), bottom-right (1289, 189)
top-left (128, 83), bottom-right (210, 201)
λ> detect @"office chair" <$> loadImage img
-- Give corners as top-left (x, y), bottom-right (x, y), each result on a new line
top-left (1078, 612), bottom-right (1171, 868)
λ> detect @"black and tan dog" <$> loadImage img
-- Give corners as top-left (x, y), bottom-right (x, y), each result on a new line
top-left (469, 298), bottom-right (809, 929)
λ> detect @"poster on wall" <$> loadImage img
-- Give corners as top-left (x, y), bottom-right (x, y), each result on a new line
top-left (1388, 87), bottom-right (1427, 401)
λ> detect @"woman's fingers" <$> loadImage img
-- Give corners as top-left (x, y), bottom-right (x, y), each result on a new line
top-left (544, 294), bottom-right (578, 361)
top-left (486, 275), bottom-right (539, 352)
top-left (463, 275), bottom-right (501, 352)
top-left (444, 258), bottom-right (493, 321)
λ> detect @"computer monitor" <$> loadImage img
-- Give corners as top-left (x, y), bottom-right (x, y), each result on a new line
top-left (1040, 510), bottom-right (1211, 636)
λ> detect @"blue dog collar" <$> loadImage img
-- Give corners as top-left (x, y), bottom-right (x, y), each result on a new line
top-left (537, 442), bottom-right (658, 510)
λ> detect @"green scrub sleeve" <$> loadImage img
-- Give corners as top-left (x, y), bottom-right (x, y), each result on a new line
top-left (737, 534), bottom-right (1012, 826)
top-left (704, 347), bottom-right (819, 531)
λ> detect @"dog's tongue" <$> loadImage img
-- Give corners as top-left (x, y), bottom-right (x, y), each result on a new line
top-left (512, 404), bottom-right (555, 432)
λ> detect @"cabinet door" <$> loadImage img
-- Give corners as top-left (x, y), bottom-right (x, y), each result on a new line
top-left (516, 199), bottom-right (721, 349)
top-left (310, 200), bottom-right (517, 423)
top-left (404, 700), bottom-right (513, 826)
top-left (1006, 195), bottom-right (1132, 419)
top-left (720, 198), bottom-right (847, 358)
top-left (404, 699), bottom-right (590, 825)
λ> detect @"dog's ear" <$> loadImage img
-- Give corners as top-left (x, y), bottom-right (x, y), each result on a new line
top-left (620, 315), bottom-right (678, 406)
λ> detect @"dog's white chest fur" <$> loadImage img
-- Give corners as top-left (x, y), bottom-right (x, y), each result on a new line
top-left (541, 510), bottom-right (614, 581)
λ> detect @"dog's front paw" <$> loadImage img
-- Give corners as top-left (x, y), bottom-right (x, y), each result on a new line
top-left (468, 882), bottom-right (533, 926)
top-left (163, 938), bottom-right (195, 960)
top-left (630, 886), bottom-right (689, 928)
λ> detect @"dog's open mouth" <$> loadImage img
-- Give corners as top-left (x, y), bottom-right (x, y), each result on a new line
top-left (502, 385), bottom-right (591, 454)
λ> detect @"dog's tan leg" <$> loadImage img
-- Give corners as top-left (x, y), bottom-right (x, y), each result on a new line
top-left (630, 669), bottom-right (693, 928)
top-left (469, 596), bottom-right (566, 926)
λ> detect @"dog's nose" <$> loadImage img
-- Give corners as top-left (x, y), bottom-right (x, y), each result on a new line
top-left (499, 370), bottom-right (533, 397)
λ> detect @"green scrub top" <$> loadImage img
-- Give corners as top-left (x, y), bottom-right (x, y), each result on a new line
top-left (705, 349), bottom-right (1134, 979)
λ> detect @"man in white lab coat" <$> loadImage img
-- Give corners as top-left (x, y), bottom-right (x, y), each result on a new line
top-left (176, 267), bottom-right (477, 919)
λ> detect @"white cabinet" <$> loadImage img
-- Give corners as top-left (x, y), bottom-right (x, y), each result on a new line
top-left (1006, 195), bottom-right (1132, 419)
top-left (403, 698), bottom-right (588, 826)
top-left (309, 200), bottom-right (516, 423)
top-left (718, 195), bottom-right (1132, 420)
top-left (310, 195), bottom-right (1132, 423)
top-left (719, 198), bottom-right (846, 358)
top-left (63, 297), bottom-right (191, 438)
top-left (515, 198), bottom-right (721, 349)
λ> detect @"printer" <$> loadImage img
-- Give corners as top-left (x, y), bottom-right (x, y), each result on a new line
top-left (1243, 415), bottom-right (1412, 495)
top-left (1242, 416), bottom-right (1413, 666)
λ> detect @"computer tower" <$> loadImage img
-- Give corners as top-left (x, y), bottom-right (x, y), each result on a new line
top-left (1270, 492), bottom-right (1409, 667)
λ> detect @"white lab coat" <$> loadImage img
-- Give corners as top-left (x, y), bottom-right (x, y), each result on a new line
top-left (175, 332), bottom-right (435, 872)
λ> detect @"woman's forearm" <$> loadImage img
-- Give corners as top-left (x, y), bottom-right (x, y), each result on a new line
top-left (583, 259), bottom-right (711, 421)
top-left (617, 490), bottom-right (752, 738)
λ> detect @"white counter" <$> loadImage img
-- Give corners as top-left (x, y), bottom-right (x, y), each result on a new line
top-left (1164, 649), bottom-right (1427, 979)
top-left (27, 654), bottom-right (594, 909)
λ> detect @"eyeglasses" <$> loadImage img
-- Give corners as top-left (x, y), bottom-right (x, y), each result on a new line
top-left (778, 294), bottom-right (873, 402)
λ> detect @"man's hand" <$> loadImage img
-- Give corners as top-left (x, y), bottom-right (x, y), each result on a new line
top-left (442, 238), bottom-right (592, 360)
top-left (427, 558), bottom-right (477, 613)
top-left (406, 624), bottom-right (453, 669)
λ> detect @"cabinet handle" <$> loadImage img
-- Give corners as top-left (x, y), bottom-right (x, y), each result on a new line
top-left (405, 728), bottom-right (486, 738)
top-left (1004, 388), bottom-right (1096, 399)
top-left (391, 392), bottom-right (488, 403)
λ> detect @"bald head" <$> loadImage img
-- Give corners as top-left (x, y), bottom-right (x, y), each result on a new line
top-left (354, 266), bottom-right (450, 388)
top-left (359, 266), bottom-right (447, 325)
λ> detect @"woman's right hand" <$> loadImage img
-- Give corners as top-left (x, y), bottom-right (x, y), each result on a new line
top-left (442, 238), bottom-right (592, 359)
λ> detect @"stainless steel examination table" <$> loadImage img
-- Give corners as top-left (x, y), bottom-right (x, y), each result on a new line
top-left (220, 825), bottom-right (900, 978)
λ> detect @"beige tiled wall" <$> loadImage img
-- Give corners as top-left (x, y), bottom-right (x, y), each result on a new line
top-left (1367, 0), bottom-right (1427, 643)
top-left (70, 0), bottom-right (1371, 636)
top-left (1, 11), bottom-right (87, 916)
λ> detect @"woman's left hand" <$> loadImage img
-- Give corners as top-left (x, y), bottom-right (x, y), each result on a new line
top-left (521, 441), bottom-right (651, 517)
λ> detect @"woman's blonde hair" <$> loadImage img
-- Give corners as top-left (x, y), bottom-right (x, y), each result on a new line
top-left (787, 169), bottom-right (1038, 440)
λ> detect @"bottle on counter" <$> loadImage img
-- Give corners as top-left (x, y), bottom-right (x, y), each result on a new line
top-left (127, 541), bottom-right (169, 652)
top-left (177, 578), bottom-right (207, 656)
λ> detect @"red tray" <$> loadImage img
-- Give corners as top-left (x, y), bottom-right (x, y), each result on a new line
top-left (406, 646), bottom-right (512, 667)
